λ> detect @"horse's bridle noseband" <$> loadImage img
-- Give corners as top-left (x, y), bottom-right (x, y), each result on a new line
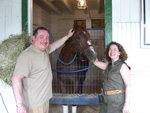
top-left (70, 36), bottom-right (92, 61)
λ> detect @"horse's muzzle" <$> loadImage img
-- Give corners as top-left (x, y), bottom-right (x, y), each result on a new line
top-left (88, 52), bottom-right (97, 62)
top-left (84, 46), bottom-right (97, 62)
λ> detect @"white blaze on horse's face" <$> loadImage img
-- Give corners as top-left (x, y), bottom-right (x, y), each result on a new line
top-left (87, 40), bottom-right (91, 45)
top-left (89, 46), bottom-right (96, 54)
top-left (83, 31), bottom-right (86, 34)
top-left (87, 40), bottom-right (96, 54)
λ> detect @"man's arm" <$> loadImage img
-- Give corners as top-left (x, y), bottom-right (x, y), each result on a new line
top-left (49, 29), bottom-right (74, 54)
top-left (12, 74), bottom-right (27, 113)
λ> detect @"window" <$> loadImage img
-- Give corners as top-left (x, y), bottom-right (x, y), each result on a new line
top-left (141, 0), bottom-right (150, 48)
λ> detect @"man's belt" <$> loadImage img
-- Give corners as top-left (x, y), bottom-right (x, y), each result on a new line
top-left (104, 90), bottom-right (125, 95)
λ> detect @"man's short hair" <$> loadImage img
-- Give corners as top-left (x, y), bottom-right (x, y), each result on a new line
top-left (33, 27), bottom-right (49, 36)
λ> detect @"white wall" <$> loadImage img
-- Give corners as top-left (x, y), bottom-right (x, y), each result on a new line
top-left (112, 0), bottom-right (150, 112)
top-left (0, 79), bottom-right (16, 113)
top-left (0, 0), bottom-right (22, 42)
top-left (0, 0), bottom-right (21, 112)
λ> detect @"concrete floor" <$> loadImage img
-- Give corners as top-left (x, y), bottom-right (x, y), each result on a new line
top-left (49, 104), bottom-right (101, 113)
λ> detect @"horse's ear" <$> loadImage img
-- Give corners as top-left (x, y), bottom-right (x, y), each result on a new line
top-left (81, 21), bottom-right (86, 29)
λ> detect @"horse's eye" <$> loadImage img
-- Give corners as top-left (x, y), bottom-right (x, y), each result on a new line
top-left (76, 36), bottom-right (80, 39)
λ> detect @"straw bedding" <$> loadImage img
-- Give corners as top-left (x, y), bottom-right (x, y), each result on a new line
top-left (0, 33), bottom-right (31, 85)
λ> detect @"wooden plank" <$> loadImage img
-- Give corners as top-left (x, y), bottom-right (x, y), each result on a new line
top-left (129, 0), bottom-right (140, 22)
top-left (44, 0), bottom-right (62, 15)
top-left (105, 0), bottom-right (112, 46)
top-left (120, 0), bottom-right (130, 22)
top-left (22, 0), bottom-right (28, 32)
top-left (49, 93), bottom-right (103, 105)
top-left (112, 0), bottom-right (121, 22)
top-left (34, 0), bottom-right (62, 15)
top-left (98, 0), bottom-right (104, 14)
top-left (12, 0), bottom-right (21, 34)
top-left (61, 0), bottom-right (74, 14)
top-left (0, 0), bottom-right (22, 42)
top-left (5, 0), bottom-right (12, 37)
top-left (0, 0), bottom-right (6, 41)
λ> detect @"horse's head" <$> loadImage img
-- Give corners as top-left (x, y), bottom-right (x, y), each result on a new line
top-left (71, 20), bottom-right (97, 62)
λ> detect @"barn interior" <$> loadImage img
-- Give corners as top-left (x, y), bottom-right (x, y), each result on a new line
top-left (33, 0), bottom-right (105, 112)
top-left (1, 1), bottom-right (149, 113)
top-left (33, 0), bottom-right (105, 38)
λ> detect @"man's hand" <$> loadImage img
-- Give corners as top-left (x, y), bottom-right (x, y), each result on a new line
top-left (17, 105), bottom-right (27, 113)
top-left (67, 28), bottom-right (74, 38)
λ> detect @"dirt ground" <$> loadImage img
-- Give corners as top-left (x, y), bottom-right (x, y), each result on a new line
top-left (49, 104), bottom-right (101, 113)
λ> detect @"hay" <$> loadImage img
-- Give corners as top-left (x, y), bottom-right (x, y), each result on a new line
top-left (0, 33), bottom-right (31, 85)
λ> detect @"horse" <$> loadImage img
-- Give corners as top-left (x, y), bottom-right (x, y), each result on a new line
top-left (56, 21), bottom-right (97, 94)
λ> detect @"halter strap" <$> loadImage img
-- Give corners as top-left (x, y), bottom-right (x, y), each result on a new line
top-left (70, 36), bottom-right (92, 54)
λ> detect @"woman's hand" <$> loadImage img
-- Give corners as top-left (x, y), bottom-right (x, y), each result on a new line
top-left (93, 58), bottom-right (108, 70)
top-left (122, 102), bottom-right (130, 113)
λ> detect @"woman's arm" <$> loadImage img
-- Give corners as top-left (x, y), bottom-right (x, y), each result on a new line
top-left (93, 58), bottom-right (108, 70)
top-left (120, 64), bottom-right (131, 113)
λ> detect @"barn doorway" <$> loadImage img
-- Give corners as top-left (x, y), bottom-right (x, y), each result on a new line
top-left (22, 0), bottom-right (113, 112)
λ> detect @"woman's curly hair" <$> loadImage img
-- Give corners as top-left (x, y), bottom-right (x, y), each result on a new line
top-left (104, 41), bottom-right (128, 62)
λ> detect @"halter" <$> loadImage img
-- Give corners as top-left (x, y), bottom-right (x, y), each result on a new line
top-left (70, 36), bottom-right (92, 61)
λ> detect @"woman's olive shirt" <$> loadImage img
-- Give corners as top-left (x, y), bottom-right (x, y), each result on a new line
top-left (103, 59), bottom-right (125, 91)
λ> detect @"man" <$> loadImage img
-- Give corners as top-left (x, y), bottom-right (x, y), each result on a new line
top-left (12, 27), bottom-right (74, 113)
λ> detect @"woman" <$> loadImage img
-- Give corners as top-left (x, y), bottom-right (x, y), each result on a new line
top-left (93, 41), bottom-right (131, 113)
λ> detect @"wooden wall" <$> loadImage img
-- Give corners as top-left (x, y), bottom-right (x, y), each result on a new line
top-left (33, 2), bottom-right (51, 30)
top-left (50, 10), bottom-right (104, 41)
